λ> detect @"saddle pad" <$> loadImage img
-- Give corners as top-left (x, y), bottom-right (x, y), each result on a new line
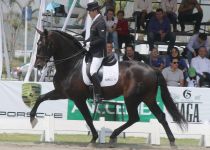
top-left (82, 57), bottom-right (119, 87)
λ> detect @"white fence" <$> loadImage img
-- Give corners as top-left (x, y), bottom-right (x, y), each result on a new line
top-left (0, 117), bottom-right (210, 147)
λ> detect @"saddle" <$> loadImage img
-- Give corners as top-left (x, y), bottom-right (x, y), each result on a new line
top-left (82, 53), bottom-right (119, 87)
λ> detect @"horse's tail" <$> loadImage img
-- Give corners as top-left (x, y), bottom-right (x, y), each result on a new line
top-left (156, 71), bottom-right (187, 130)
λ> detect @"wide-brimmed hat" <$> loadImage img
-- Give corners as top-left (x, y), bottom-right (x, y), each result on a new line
top-left (87, 1), bottom-right (100, 11)
top-left (188, 67), bottom-right (196, 77)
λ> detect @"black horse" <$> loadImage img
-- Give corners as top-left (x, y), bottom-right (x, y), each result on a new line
top-left (30, 29), bottom-right (187, 147)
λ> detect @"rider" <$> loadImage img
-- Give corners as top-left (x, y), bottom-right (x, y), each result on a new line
top-left (85, 2), bottom-right (106, 101)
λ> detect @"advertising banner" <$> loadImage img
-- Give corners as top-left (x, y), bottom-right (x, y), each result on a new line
top-left (67, 87), bottom-right (164, 122)
top-left (0, 81), bottom-right (210, 123)
top-left (0, 81), bottom-right (68, 119)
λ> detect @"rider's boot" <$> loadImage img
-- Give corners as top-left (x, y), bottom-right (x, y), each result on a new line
top-left (91, 73), bottom-right (102, 102)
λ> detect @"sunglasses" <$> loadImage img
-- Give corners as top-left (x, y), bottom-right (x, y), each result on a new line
top-left (172, 61), bottom-right (179, 64)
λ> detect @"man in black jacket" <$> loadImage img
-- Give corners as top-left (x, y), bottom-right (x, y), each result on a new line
top-left (123, 45), bottom-right (146, 62)
top-left (85, 2), bottom-right (106, 101)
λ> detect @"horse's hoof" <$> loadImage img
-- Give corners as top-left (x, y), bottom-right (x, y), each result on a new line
top-left (170, 142), bottom-right (177, 149)
top-left (30, 117), bottom-right (38, 128)
top-left (109, 138), bottom-right (117, 148)
top-left (87, 143), bottom-right (96, 148)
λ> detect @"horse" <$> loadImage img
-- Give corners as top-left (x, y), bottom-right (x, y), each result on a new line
top-left (30, 28), bottom-right (187, 147)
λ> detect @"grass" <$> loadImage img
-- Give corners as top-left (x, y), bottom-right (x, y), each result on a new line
top-left (0, 133), bottom-right (200, 147)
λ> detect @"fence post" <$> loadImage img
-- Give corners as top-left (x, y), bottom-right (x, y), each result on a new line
top-left (149, 119), bottom-right (160, 145)
top-left (43, 116), bottom-right (55, 142)
top-left (98, 117), bottom-right (106, 143)
top-left (204, 121), bottom-right (210, 147)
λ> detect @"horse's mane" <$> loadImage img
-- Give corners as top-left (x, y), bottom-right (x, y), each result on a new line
top-left (51, 30), bottom-right (83, 49)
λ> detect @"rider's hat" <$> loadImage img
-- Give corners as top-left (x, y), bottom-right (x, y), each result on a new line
top-left (87, 1), bottom-right (100, 11)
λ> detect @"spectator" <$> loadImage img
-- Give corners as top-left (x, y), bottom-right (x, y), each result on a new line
top-left (162, 57), bottom-right (184, 87)
top-left (133, 0), bottom-right (154, 31)
top-left (165, 47), bottom-right (188, 77)
top-left (191, 46), bottom-right (210, 76)
top-left (106, 42), bottom-right (118, 60)
top-left (161, 0), bottom-right (178, 32)
top-left (147, 8), bottom-right (176, 54)
top-left (178, 0), bottom-right (203, 33)
top-left (145, 48), bottom-right (164, 71)
top-left (186, 67), bottom-right (200, 87)
top-left (101, 0), bottom-right (115, 15)
top-left (104, 8), bottom-right (119, 51)
top-left (183, 33), bottom-right (210, 64)
top-left (116, 10), bottom-right (130, 49)
top-left (122, 45), bottom-right (146, 62)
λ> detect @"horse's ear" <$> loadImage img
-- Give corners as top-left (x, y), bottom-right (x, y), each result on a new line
top-left (35, 27), bottom-right (43, 35)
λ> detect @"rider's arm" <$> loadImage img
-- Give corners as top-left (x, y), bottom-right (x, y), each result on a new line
top-left (90, 21), bottom-right (106, 46)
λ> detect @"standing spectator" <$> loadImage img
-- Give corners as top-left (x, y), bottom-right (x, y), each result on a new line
top-left (162, 57), bottom-right (184, 87)
top-left (183, 33), bottom-right (209, 64)
top-left (165, 47), bottom-right (188, 77)
top-left (116, 10), bottom-right (130, 49)
top-left (133, 0), bottom-right (154, 31)
top-left (186, 67), bottom-right (200, 87)
top-left (147, 8), bottom-right (176, 54)
top-left (161, 0), bottom-right (178, 32)
top-left (122, 45), bottom-right (146, 62)
top-left (191, 46), bottom-right (210, 76)
top-left (144, 48), bottom-right (164, 71)
top-left (104, 8), bottom-right (119, 51)
top-left (178, 0), bottom-right (203, 33)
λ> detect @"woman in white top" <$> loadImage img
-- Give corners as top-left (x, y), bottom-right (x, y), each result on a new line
top-left (161, 0), bottom-right (178, 32)
top-left (133, 0), bottom-right (154, 31)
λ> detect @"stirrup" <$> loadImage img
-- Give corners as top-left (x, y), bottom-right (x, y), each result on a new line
top-left (93, 93), bottom-right (102, 104)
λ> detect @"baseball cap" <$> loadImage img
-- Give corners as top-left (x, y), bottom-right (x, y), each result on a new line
top-left (188, 67), bottom-right (196, 77)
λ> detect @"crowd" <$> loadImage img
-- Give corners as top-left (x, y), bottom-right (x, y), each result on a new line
top-left (87, 0), bottom-right (210, 88)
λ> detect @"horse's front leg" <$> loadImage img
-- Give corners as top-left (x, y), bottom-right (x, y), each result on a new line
top-left (30, 90), bottom-right (65, 127)
top-left (74, 99), bottom-right (98, 144)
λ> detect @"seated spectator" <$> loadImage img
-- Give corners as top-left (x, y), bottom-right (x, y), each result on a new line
top-left (178, 0), bottom-right (203, 33)
top-left (122, 45), bottom-right (146, 62)
top-left (106, 42), bottom-right (118, 60)
top-left (104, 8), bottom-right (119, 52)
top-left (144, 48), bottom-right (164, 71)
top-left (186, 67), bottom-right (200, 87)
top-left (101, 0), bottom-right (115, 15)
top-left (147, 8), bottom-right (176, 54)
top-left (161, 0), bottom-right (178, 32)
top-left (191, 46), bottom-right (210, 76)
top-left (162, 57), bottom-right (184, 87)
top-left (116, 10), bottom-right (130, 49)
top-left (165, 47), bottom-right (188, 77)
top-left (133, 0), bottom-right (154, 31)
top-left (183, 33), bottom-right (209, 64)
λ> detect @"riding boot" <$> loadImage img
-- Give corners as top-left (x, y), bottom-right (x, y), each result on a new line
top-left (91, 73), bottom-right (102, 102)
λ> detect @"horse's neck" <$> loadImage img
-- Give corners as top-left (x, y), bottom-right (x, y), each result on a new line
top-left (54, 57), bottom-right (83, 79)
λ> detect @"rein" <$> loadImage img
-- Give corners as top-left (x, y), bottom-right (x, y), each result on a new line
top-left (48, 49), bottom-right (86, 65)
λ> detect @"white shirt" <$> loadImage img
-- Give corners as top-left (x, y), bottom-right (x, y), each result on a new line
top-left (191, 56), bottom-right (210, 75)
top-left (133, 0), bottom-right (152, 13)
top-left (161, 0), bottom-right (177, 13)
top-left (186, 76), bottom-right (200, 87)
top-left (104, 16), bottom-right (118, 30)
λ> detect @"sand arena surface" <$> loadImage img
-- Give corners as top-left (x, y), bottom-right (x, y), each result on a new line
top-left (0, 142), bottom-right (208, 150)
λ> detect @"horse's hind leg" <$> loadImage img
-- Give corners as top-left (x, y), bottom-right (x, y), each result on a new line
top-left (30, 90), bottom-right (65, 127)
top-left (74, 99), bottom-right (98, 144)
top-left (109, 97), bottom-right (139, 147)
top-left (146, 101), bottom-right (176, 147)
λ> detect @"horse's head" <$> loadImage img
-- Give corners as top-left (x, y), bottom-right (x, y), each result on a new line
top-left (35, 28), bottom-right (54, 70)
